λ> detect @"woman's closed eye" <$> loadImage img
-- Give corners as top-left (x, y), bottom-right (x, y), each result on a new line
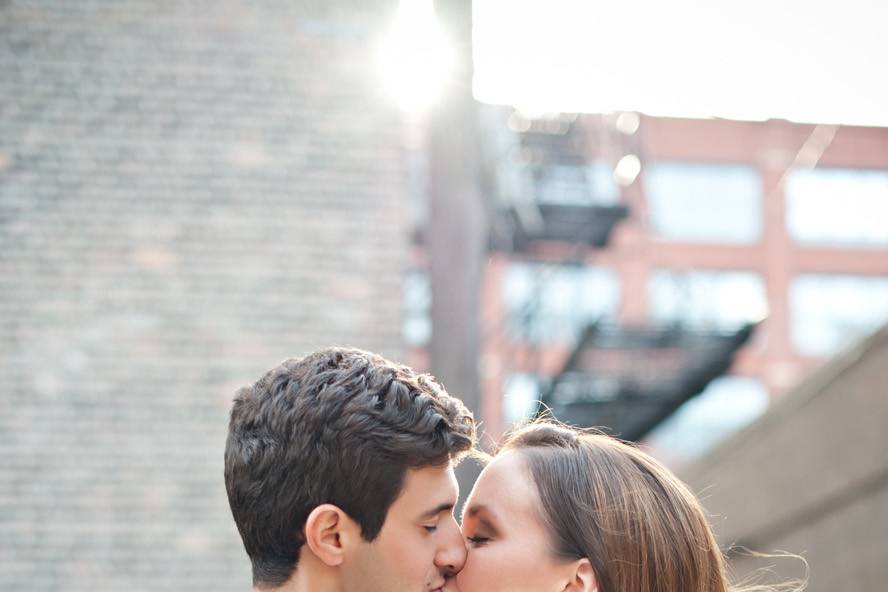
top-left (465, 534), bottom-right (490, 546)
top-left (461, 505), bottom-right (499, 547)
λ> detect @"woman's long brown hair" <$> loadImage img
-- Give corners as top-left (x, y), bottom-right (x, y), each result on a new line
top-left (499, 420), bottom-right (805, 592)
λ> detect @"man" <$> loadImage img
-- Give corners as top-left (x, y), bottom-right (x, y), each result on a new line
top-left (224, 347), bottom-right (476, 591)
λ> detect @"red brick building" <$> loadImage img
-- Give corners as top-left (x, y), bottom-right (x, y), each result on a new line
top-left (407, 110), bottom-right (888, 463)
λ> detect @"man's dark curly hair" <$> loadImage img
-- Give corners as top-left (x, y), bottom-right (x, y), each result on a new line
top-left (224, 347), bottom-right (476, 589)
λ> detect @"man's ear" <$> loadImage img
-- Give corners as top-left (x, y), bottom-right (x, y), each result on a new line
top-left (303, 504), bottom-right (361, 567)
top-left (562, 557), bottom-right (598, 592)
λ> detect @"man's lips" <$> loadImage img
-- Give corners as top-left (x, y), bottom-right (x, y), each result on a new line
top-left (430, 575), bottom-right (453, 592)
top-left (436, 575), bottom-right (460, 592)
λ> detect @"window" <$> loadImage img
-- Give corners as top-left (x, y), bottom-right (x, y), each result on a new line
top-left (504, 263), bottom-right (620, 343)
top-left (648, 269), bottom-right (767, 329)
top-left (644, 376), bottom-right (769, 463)
top-left (403, 270), bottom-right (431, 347)
top-left (502, 373), bottom-right (543, 429)
top-left (535, 161), bottom-right (619, 205)
top-left (645, 162), bottom-right (762, 243)
top-left (786, 167), bottom-right (888, 248)
top-left (790, 274), bottom-right (888, 356)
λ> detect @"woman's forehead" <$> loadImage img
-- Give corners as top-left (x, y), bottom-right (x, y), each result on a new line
top-left (467, 450), bottom-right (537, 513)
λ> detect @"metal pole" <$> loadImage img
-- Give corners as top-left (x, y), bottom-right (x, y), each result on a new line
top-left (427, 0), bottom-right (486, 505)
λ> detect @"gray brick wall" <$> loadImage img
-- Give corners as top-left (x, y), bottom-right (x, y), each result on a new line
top-left (1, 1), bottom-right (409, 590)
top-left (682, 326), bottom-right (888, 592)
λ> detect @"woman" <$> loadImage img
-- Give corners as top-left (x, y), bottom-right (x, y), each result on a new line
top-left (450, 420), bottom-right (802, 592)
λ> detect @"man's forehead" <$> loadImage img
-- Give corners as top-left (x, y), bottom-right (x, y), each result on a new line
top-left (392, 463), bottom-right (459, 515)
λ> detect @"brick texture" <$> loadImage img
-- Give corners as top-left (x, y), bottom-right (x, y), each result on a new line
top-left (0, 1), bottom-right (409, 590)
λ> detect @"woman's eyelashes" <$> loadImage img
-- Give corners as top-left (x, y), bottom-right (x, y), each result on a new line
top-left (465, 534), bottom-right (490, 546)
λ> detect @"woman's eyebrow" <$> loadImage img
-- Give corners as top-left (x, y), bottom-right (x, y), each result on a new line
top-left (464, 503), bottom-right (488, 518)
top-left (463, 503), bottom-right (501, 531)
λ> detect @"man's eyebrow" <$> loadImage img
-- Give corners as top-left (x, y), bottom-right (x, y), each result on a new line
top-left (419, 502), bottom-right (455, 520)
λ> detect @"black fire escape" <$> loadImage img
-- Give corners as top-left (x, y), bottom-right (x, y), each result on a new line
top-left (482, 107), bottom-right (756, 441)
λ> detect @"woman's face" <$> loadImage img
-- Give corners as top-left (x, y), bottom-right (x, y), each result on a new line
top-left (447, 450), bottom-right (577, 592)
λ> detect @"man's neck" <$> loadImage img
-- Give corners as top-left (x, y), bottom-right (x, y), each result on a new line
top-left (256, 557), bottom-right (340, 592)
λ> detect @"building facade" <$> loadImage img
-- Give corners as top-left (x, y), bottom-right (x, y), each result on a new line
top-left (681, 326), bottom-right (888, 592)
top-left (406, 111), bottom-right (888, 463)
top-left (1, 1), bottom-right (413, 590)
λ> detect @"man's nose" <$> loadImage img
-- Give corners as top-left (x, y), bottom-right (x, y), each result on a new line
top-left (435, 517), bottom-right (467, 576)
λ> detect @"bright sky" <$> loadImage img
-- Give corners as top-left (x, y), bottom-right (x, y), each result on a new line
top-left (472, 0), bottom-right (888, 126)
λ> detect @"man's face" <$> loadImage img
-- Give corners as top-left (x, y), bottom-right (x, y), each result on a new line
top-left (342, 463), bottom-right (466, 592)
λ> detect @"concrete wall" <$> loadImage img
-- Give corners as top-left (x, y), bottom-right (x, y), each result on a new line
top-left (0, 1), bottom-right (408, 590)
top-left (682, 326), bottom-right (888, 592)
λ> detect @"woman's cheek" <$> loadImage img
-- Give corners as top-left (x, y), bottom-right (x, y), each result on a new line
top-left (456, 546), bottom-right (504, 592)
top-left (454, 548), bottom-right (479, 591)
